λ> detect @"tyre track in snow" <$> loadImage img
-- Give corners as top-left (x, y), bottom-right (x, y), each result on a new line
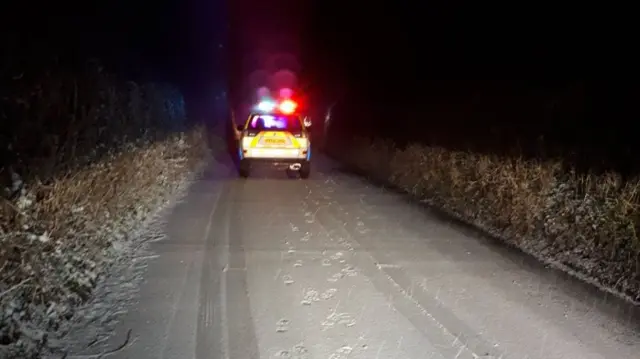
top-left (313, 156), bottom-right (640, 359)
top-left (63, 156), bottom-right (640, 359)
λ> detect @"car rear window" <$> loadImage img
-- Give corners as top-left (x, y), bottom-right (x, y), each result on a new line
top-left (247, 114), bottom-right (302, 132)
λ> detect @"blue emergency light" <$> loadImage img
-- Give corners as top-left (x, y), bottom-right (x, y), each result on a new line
top-left (257, 100), bottom-right (275, 112)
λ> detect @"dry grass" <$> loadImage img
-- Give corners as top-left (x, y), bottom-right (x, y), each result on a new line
top-left (0, 127), bottom-right (209, 358)
top-left (0, 59), bottom-right (212, 358)
top-left (334, 138), bottom-right (640, 304)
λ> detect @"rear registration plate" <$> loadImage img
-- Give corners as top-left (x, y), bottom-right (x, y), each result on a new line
top-left (264, 138), bottom-right (286, 145)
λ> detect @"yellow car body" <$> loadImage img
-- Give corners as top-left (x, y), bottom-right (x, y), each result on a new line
top-left (237, 112), bottom-right (312, 178)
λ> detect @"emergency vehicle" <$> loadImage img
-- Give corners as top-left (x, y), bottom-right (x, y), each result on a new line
top-left (235, 96), bottom-right (312, 178)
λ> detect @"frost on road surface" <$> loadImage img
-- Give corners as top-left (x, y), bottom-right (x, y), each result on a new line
top-left (59, 156), bottom-right (640, 359)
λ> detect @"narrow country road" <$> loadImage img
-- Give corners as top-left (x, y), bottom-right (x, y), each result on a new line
top-left (74, 155), bottom-right (640, 359)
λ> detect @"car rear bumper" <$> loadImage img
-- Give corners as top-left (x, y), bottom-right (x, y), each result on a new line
top-left (241, 148), bottom-right (309, 161)
top-left (240, 158), bottom-right (310, 172)
top-left (244, 158), bottom-right (308, 165)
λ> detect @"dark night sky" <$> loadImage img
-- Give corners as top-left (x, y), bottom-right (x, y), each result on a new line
top-left (2, 1), bottom-right (637, 113)
top-left (3, 0), bottom-right (208, 81)
top-left (2, 0), bottom-right (639, 174)
top-left (3, 1), bottom-right (635, 87)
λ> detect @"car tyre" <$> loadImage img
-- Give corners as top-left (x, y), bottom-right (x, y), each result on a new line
top-left (299, 162), bottom-right (311, 179)
top-left (285, 168), bottom-right (297, 178)
top-left (239, 160), bottom-right (250, 178)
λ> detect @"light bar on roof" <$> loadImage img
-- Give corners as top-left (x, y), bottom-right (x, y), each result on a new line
top-left (279, 99), bottom-right (297, 114)
top-left (256, 100), bottom-right (275, 112)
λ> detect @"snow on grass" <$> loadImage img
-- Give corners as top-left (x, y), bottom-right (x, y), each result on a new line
top-left (0, 126), bottom-right (211, 359)
top-left (327, 138), bottom-right (640, 306)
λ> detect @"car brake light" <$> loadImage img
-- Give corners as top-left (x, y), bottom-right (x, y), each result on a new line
top-left (241, 137), bottom-right (253, 149)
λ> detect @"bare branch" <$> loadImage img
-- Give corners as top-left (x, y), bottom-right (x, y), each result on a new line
top-left (0, 278), bottom-right (31, 299)
top-left (63, 329), bottom-right (133, 359)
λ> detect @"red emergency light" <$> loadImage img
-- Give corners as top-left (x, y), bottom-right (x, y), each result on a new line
top-left (278, 99), bottom-right (297, 114)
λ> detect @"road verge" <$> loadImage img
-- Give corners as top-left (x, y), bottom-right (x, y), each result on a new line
top-left (325, 138), bottom-right (640, 306)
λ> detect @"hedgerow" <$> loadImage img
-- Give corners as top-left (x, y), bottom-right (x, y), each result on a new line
top-left (0, 60), bottom-right (211, 358)
top-left (330, 138), bottom-right (640, 304)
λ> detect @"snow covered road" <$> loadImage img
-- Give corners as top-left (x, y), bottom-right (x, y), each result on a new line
top-left (69, 155), bottom-right (640, 359)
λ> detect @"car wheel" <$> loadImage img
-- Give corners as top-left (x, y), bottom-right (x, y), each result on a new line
top-left (299, 162), bottom-right (311, 179)
top-left (239, 160), bottom-right (250, 178)
top-left (285, 168), bottom-right (297, 178)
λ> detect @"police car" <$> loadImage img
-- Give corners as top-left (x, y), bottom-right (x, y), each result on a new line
top-left (236, 98), bottom-right (311, 178)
